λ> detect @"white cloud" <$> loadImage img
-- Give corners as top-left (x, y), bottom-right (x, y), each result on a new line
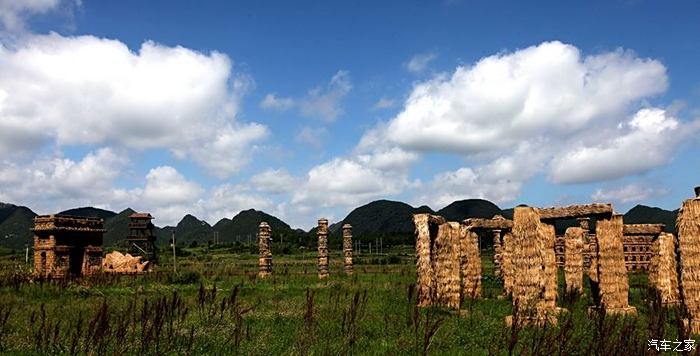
top-left (0, 0), bottom-right (59, 32)
top-left (550, 108), bottom-right (699, 183)
top-left (199, 183), bottom-right (274, 223)
top-left (383, 42), bottom-right (667, 155)
top-left (259, 93), bottom-right (294, 111)
top-left (0, 148), bottom-right (132, 213)
top-left (295, 126), bottom-right (327, 148)
top-left (405, 52), bottom-right (437, 73)
top-left (0, 33), bottom-right (268, 178)
top-left (591, 182), bottom-right (667, 204)
top-left (249, 169), bottom-right (299, 194)
top-left (371, 97), bottom-right (396, 111)
top-left (299, 70), bottom-right (352, 122)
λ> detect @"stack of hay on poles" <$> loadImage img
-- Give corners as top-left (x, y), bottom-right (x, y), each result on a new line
top-left (414, 213), bottom-right (445, 307)
top-left (648, 232), bottom-right (679, 306)
top-left (317, 218), bottom-right (329, 279)
top-left (343, 224), bottom-right (353, 275)
top-left (258, 222), bottom-right (272, 278)
top-left (593, 214), bottom-right (636, 315)
top-left (539, 222), bottom-right (558, 311)
top-left (507, 207), bottom-right (555, 326)
top-left (677, 188), bottom-right (700, 334)
top-left (501, 231), bottom-right (514, 297)
top-left (564, 227), bottom-right (585, 295)
top-left (460, 225), bottom-right (481, 300)
top-left (435, 222), bottom-right (462, 309)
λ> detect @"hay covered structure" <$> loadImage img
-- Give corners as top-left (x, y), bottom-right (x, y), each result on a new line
top-left (677, 196), bottom-right (700, 334)
top-left (317, 218), bottom-right (329, 279)
top-left (648, 232), bottom-right (679, 306)
top-left (258, 222), bottom-right (272, 278)
top-left (342, 224), bottom-right (353, 275)
top-left (564, 227), bottom-right (585, 295)
top-left (594, 214), bottom-right (635, 314)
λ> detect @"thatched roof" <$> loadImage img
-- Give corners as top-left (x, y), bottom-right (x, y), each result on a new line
top-left (462, 217), bottom-right (513, 230)
top-left (623, 224), bottom-right (665, 235)
top-left (414, 213), bottom-right (446, 225)
top-left (538, 203), bottom-right (613, 221)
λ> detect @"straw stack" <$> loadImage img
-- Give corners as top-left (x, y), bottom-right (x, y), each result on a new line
top-left (510, 207), bottom-right (545, 318)
top-left (414, 214), bottom-right (436, 307)
top-left (258, 222), bottom-right (272, 278)
top-left (539, 222), bottom-right (558, 310)
top-left (493, 229), bottom-right (503, 278)
top-left (595, 214), bottom-right (633, 313)
top-left (564, 227), bottom-right (584, 294)
top-left (342, 224), bottom-right (353, 275)
top-left (317, 218), bottom-right (329, 279)
top-left (677, 198), bottom-right (700, 333)
top-left (501, 231), bottom-right (514, 296)
top-left (434, 222), bottom-right (461, 309)
top-left (649, 232), bottom-right (679, 305)
top-left (460, 225), bottom-right (482, 299)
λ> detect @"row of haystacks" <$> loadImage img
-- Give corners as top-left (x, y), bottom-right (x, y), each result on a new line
top-left (414, 213), bottom-right (490, 309)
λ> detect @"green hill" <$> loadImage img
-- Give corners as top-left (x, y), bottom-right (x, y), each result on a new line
top-left (0, 206), bottom-right (37, 249)
top-left (58, 207), bottom-right (117, 220)
top-left (624, 205), bottom-right (678, 233)
top-left (436, 199), bottom-right (503, 221)
top-left (214, 209), bottom-right (294, 243)
top-left (158, 214), bottom-right (214, 246)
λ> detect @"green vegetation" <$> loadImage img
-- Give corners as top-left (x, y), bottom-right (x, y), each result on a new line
top-left (0, 247), bottom-right (692, 355)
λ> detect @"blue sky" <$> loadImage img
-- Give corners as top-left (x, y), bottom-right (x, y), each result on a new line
top-left (0, 0), bottom-right (699, 228)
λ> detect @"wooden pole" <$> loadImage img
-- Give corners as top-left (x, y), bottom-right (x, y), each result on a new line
top-left (172, 231), bottom-right (177, 274)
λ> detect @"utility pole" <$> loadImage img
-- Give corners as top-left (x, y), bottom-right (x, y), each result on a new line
top-left (25, 242), bottom-right (29, 265)
top-left (172, 231), bottom-right (177, 274)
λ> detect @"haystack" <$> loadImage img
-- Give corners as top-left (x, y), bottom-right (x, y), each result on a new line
top-left (677, 197), bottom-right (700, 333)
top-left (509, 207), bottom-right (547, 321)
top-left (501, 231), bottom-right (514, 296)
top-left (434, 222), bottom-right (461, 309)
top-left (540, 222), bottom-right (558, 310)
top-left (492, 229), bottom-right (503, 278)
top-left (317, 218), bottom-right (329, 279)
top-left (414, 213), bottom-right (445, 307)
top-left (342, 224), bottom-right (353, 275)
top-left (649, 232), bottom-right (679, 305)
top-left (103, 251), bottom-right (150, 274)
top-left (595, 214), bottom-right (635, 314)
top-left (564, 227), bottom-right (584, 295)
top-left (258, 222), bottom-right (272, 278)
top-left (460, 225), bottom-right (481, 299)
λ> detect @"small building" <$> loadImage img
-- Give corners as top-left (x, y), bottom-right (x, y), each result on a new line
top-left (32, 215), bottom-right (105, 278)
top-left (127, 213), bottom-right (157, 263)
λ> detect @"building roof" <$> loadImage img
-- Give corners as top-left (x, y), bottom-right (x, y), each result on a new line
top-left (129, 213), bottom-right (153, 219)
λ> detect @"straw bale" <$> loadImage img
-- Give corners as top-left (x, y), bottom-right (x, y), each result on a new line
top-left (649, 232), bottom-right (679, 305)
top-left (511, 207), bottom-right (545, 317)
top-left (564, 227), bottom-right (585, 294)
top-left (460, 224), bottom-right (482, 299)
top-left (540, 222), bottom-right (558, 310)
top-left (493, 229), bottom-right (503, 278)
top-left (103, 251), bottom-right (150, 274)
top-left (463, 217), bottom-right (513, 230)
top-left (501, 231), bottom-right (514, 296)
top-left (414, 213), bottom-right (442, 306)
top-left (435, 222), bottom-right (461, 309)
top-left (677, 198), bottom-right (700, 333)
top-left (623, 224), bottom-right (665, 235)
top-left (595, 215), bottom-right (630, 310)
top-left (258, 222), bottom-right (272, 278)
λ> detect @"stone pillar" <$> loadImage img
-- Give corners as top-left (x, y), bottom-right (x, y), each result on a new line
top-left (317, 218), bottom-right (329, 279)
top-left (492, 229), bottom-right (503, 277)
top-left (342, 224), bottom-right (353, 275)
top-left (258, 222), bottom-right (272, 278)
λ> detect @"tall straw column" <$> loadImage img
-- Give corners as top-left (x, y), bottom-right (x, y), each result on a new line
top-left (317, 218), bottom-right (329, 279)
top-left (460, 225), bottom-right (482, 300)
top-left (258, 222), bottom-right (272, 278)
top-left (678, 196), bottom-right (700, 333)
top-left (501, 231), bottom-right (514, 296)
top-left (508, 207), bottom-right (547, 324)
top-left (493, 229), bottom-right (503, 278)
top-left (649, 232), bottom-right (679, 305)
top-left (343, 224), bottom-right (353, 275)
top-left (414, 214), bottom-right (435, 307)
top-left (595, 214), bottom-right (635, 314)
top-left (540, 222), bottom-right (558, 310)
top-left (435, 222), bottom-right (461, 309)
top-left (564, 227), bottom-right (584, 295)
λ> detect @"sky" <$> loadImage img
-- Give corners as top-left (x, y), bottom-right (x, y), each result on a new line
top-left (0, 0), bottom-right (699, 228)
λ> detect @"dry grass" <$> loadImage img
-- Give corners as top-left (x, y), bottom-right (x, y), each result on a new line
top-left (564, 227), bottom-right (584, 295)
top-left (595, 215), bottom-right (630, 311)
top-left (677, 198), bottom-right (700, 333)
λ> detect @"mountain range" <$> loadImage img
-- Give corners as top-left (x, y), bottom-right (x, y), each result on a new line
top-left (0, 199), bottom-right (683, 249)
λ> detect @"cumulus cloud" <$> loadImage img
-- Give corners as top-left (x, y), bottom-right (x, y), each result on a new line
top-left (259, 93), bottom-right (294, 111)
top-left (591, 182), bottom-right (668, 204)
top-left (198, 183), bottom-right (274, 223)
top-left (299, 70), bottom-right (352, 122)
top-left (405, 52), bottom-right (437, 73)
top-left (550, 108), bottom-right (698, 183)
top-left (0, 32), bottom-right (268, 178)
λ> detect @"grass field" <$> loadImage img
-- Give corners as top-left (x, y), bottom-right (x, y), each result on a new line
top-left (0, 245), bottom-right (695, 355)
